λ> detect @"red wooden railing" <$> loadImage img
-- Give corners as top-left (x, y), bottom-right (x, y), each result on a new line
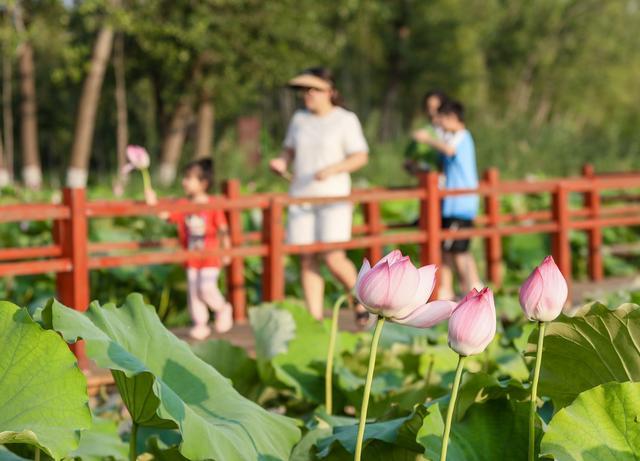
top-left (2, 165), bottom-right (640, 344)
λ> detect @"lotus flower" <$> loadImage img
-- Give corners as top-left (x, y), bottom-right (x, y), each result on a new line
top-left (519, 255), bottom-right (568, 322)
top-left (355, 250), bottom-right (457, 328)
top-left (448, 287), bottom-right (496, 356)
top-left (122, 145), bottom-right (150, 175)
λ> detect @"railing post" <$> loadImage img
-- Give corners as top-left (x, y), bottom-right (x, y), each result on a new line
top-left (363, 200), bottom-right (383, 264)
top-left (582, 164), bottom-right (603, 281)
top-left (552, 182), bottom-right (572, 299)
top-left (483, 168), bottom-right (502, 289)
top-left (419, 172), bottom-right (442, 268)
top-left (54, 188), bottom-right (89, 368)
top-left (262, 197), bottom-right (285, 301)
top-left (223, 179), bottom-right (246, 322)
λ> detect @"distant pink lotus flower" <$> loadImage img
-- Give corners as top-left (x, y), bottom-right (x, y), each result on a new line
top-left (355, 250), bottom-right (457, 328)
top-left (448, 287), bottom-right (496, 356)
top-left (519, 256), bottom-right (568, 322)
top-left (122, 145), bottom-right (150, 175)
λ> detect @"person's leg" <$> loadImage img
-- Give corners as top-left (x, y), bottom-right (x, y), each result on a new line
top-left (438, 252), bottom-right (456, 301)
top-left (198, 267), bottom-right (233, 333)
top-left (288, 204), bottom-right (323, 319)
top-left (186, 268), bottom-right (212, 340)
top-left (301, 254), bottom-right (324, 320)
top-left (318, 202), bottom-right (369, 325)
top-left (453, 252), bottom-right (482, 294)
top-left (324, 250), bottom-right (357, 290)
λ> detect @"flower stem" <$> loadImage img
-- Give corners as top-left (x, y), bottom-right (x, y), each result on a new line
top-left (129, 421), bottom-right (138, 461)
top-left (529, 321), bottom-right (546, 461)
top-left (354, 315), bottom-right (385, 461)
top-left (326, 293), bottom-right (348, 415)
top-left (440, 354), bottom-right (466, 461)
top-left (141, 168), bottom-right (152, 192)
top-left (34, 448), bottom-right (40, 461)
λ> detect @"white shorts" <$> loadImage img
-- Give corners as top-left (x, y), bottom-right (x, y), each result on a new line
top-left (287, 202), bottom-right (353, 245)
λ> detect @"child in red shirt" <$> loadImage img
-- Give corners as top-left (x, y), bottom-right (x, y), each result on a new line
top-left (146, 158), bottom-right (232, 340)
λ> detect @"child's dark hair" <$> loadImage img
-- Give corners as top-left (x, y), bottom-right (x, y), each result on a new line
top-left (299, 67), bottom-right (344, 107)
top-left (422, 89), bottom-right (448, 109)
top-left (184, 158), bottom-right (214, 191)
top-left (438, 99), bottom-right (465, 122)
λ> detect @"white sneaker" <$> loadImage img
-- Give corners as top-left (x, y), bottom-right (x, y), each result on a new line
top-left (214, 303), bottom-right (233, 334)
top-left (189, 324), bottom-right (212, 340)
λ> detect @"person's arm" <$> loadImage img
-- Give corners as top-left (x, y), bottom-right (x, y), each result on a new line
top-left (315, 152), bottom-right (368, 181)
top-left (413, 129), bottom-right (456, 156)
top-left (144, 188), bottom-right (170, 220)
top-left (218, 222), bottom-right (232, 266)
top-left (269, 148), bottom-right (294, 180)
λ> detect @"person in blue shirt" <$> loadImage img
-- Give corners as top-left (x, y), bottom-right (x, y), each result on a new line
top-left (413, 100), bottom-right (482, 300)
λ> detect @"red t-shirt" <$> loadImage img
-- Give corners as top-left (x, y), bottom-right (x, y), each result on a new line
top-left (169, 198), bottom-right (228, 269)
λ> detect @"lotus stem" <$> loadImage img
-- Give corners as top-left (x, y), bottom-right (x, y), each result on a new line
top-left (141, 168), bottom-right (152, 193)
top-left (354, 315), bottom-right (385, 461)
top-left (440, 354), bottom-right (467, 461)
top-left (326, 293), bottom-right (348, 415)
top-left (529, 321), bottom-right (546, 461)
top-left (34, 448), bottom-right (40, 461)
top-left (129, 421), bottom-right (138, 461)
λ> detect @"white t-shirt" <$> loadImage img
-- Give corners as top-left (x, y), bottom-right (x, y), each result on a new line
top-left (283, 107), bottom-right (369, 197)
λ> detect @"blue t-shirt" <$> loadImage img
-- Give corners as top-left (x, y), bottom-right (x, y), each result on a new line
top-left (440, 129), bottom-right (479, 220)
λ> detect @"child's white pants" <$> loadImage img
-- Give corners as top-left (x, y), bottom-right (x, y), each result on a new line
top-left (186, 267), bottom-right (226, 327)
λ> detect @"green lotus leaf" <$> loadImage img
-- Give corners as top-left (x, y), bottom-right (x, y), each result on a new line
top-left (250, 300), bottom-right (360, 402)
top-left (0, 447), bottom-right (29, 461)
top-left (529, 302), bottom-right (640, 408)
top-left (417, 399), bottom-right (536, 461)
top-left (42, 294), bottom-right (300, 461)
top-left (70, 417), bottom-right (128, 461)
top-left (0, 301), bottom-right (91, 460)
top-left (540, 382), bottom-right (640, 461)
top-left (191, 339), bottom-right (261, 399)
top-left (316, 405), bottom-right (427, 458)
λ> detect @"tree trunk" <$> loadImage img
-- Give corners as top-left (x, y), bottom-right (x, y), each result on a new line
top-left (18, 41), bottom-right (41, 189)
top-left (158, 98), bottom-right (192, 185)
top-left (66, 25), bottom-right (114, 187)
top-left (112, 33), bottom-right (128, 195)
top-left (1, 54), bottom-right (13, 185)
top-left (194, 88), bottom-right (214, 159)
top-left (0, 124), bottom-right (7, 187)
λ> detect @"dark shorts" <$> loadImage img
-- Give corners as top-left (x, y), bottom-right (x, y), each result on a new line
top-left (441, 218), bottom-right (473, 253)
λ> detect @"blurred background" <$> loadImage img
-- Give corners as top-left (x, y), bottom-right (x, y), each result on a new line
top-left (2, 0), bottom-right (640, 320)
top-left (1, 0), bottom-right (639, 191)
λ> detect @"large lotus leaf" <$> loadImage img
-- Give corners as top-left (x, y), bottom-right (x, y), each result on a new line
top-left (249, 303), bottom-right (296, 361)
top-left (417, 399), bottom-right (536, 461)
top-left (250, 301), bottom-right (360, 402)
top-left (316, 405), bottom-right (427, 458)
top-left (540, 382), bottom-right (640, 461)
top-left (191, 339), bottom-right (261, 399)
top-left (0, 302), bottom-right (91, 460)
top-left (448, 372), bottom-right (530, 421)
top-left (41, 295), bottom-right (300, 461)
top-left (69, 417), bottom-right (128, 461)
top-left (529, 302), bottom-right (640, 408)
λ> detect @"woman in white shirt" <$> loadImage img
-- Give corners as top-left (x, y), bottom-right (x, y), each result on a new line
top-left (270, 67), bottom-right (370, 324)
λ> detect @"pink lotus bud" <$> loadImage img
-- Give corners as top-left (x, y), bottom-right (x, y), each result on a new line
top-left (519, 255), bottom-right (568, 322)
top-left (355, 250), bottom-right (457, 327)
top-left (448, 287), bottom-right (496, 356)
top-left (126, 145), bottom-right (150, 170)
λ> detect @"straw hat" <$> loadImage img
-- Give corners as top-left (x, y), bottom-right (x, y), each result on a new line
top-left (287, 72), bottom-right (332, 91)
